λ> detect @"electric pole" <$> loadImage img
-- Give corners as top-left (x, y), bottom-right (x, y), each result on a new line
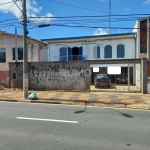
top-left (147, 17), bottom-right (150, 63)
top-left (15, 27), bottom-right (18, 62)
top-left (109, 0), bottom-right (111, 29)
top-left (23, 0), bottom-right (28, 98)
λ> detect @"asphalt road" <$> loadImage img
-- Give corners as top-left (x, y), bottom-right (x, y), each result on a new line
top-left (0, 102), bottom-right (150, 150)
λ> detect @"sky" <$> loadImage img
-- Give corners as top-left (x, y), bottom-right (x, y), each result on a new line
top-left (0, 0), bottom-right (150, 40)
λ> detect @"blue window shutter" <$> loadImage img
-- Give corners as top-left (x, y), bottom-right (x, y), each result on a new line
top-left (79, 47), bottom-right (83, 60)
top-left (68, 47), bottom-right (72, 60)
top-left (60, 47), bottom-right (67, 61)
top-left (79, 47), bottom-right (83, 55)
top-left (12, 48), bottom-right (15, 60)
top-left (97, 46), bottom-right (100, 58)
top-left (93, 46), bottom-right (97, 59)
top-left (0, 48), bottom-right (6, 63)
top-left (117, 44), bottom-right (124, 58)
top-left (105, 45), bottom-right (112, 58)
top-left (18, 48), bottom-right (23, 60)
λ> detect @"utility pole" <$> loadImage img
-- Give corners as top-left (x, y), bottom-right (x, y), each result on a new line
top-left (109, 0), bottom-right (111, 29)
top-left (23, 0), bottom-right (28, 98)
top-left (147, 17), bottom-right (150, 63)
top-left (15, 27), bottom-right (18, 62)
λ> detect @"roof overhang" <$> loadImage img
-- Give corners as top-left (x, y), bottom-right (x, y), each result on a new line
top-left (41, 33), bottom-right (136, 44)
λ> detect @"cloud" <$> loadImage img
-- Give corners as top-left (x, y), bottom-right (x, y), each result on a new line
top-left (93, 28), bottom-right (109, 35)
top-left (144, 0), bottom-right (150, 3)
top-left (0, 0), bottom-right (54, 23)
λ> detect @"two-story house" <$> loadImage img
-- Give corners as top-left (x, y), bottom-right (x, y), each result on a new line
top-left (41, 33), bottom-right (138, 88)
top-left (0, 31), bottom-right (48, 88)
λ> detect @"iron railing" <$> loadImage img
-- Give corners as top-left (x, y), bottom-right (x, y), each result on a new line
top-left (53, 55), bottom-right (87, 61)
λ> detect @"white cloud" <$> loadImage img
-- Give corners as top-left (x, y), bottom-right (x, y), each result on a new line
top-left (0, 0), bottom-right (54, 23)
top-left (144, 0), bottom-right (150, 3)
top-left (93, 28), bottom-right (109, 35)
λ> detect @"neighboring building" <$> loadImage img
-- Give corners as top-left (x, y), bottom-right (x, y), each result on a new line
top-left (0, 31), bottom-right (48, 88)
top-left (133, 18), bottom-right (150, 76)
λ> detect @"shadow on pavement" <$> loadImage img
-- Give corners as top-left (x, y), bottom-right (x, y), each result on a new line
top-left (74, 102), bottom-right (88, 114)
top-left (107, 108), bottom-right (133, 118)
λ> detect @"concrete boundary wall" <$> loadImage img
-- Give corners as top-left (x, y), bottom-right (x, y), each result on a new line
top-left (29, 62), bottom-right (90, 91)
top-left (9, 62), bottom-right (90, 91)
top-left (9, 59), bottom-right (147, 93)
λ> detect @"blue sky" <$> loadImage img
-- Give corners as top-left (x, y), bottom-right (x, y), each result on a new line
top-left (0, 0), bottom-right (150, 40)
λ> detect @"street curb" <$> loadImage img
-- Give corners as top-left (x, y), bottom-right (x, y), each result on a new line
top-left (0, 98), bottom-right (150, 110)
top-left (0, 98), bottom-right (130, 105)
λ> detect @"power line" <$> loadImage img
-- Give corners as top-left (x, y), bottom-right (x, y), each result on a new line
top-left (28, 14), bottom-right (150, 19)
top-left (0, 1), bottom-right (13, 6)
top-left (13, 0), bottom-right (23, 13)
top-left (29, 23), bottom-right (148, 30)
top-left (48, 24), bottom-right (144, 29)
top-left (0, 0), bottom-right (22, 6)
top-left (47, 0), bottom-right (115, 14)
top-left (0, 3), bottom-right (15, 17)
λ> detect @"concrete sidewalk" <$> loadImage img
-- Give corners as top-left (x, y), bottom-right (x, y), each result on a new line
top-left (0, 89), bottom-right (150, 110)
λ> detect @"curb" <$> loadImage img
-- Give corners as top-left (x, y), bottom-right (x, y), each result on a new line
top-left (0, 98), bottom-right (150, 110)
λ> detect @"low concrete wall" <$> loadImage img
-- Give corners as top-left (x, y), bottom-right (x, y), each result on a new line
top-left (9, 62), bottom-right (90, 91)
top-left (29, 62), bottom-right (90, 91)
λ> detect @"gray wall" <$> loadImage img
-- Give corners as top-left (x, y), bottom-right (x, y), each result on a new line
top-left (9, 62), bottom-right (90, 91)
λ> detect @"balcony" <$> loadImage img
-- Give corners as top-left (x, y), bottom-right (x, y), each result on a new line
top-left (53, 55), bottom-right (87, 61)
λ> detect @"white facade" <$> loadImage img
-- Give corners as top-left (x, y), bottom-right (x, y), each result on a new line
top-left (41, 33), bottom-right (141, 89)
top-left (43, 33), bottom-right (136, 62)
top-left (132, 19), bottom-right (141, 58)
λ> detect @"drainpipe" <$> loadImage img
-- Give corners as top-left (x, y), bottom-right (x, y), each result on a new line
top-left (47, 41), bottom-right (50, 61)
top-left (38, 44), bottom-right (40, 61)
top-left (128, 63), bottom-right (130, 91)
top-left (135, 34), bottom-right (137, 59)
top-left (86, 39), bottom-right (89, 60)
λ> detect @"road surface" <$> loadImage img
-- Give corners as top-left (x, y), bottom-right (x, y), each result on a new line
top-left (0, 101), bottom-right (150, 150)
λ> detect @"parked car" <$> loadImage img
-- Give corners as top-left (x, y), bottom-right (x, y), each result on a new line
top-left (116, 76), bottom-right (128, 84)
top-left (94, 74), bottom-right (110, 88)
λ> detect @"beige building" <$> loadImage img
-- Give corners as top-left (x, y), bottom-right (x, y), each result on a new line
top-left (0, 31), bottom-right (48, 88)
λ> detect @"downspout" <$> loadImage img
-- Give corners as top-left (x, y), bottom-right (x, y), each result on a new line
top-left (47, 41), bottom-right (50, 61)
top-left (86, 38), bottom-right (89, 60)
top-left (135, 34), bottom-right (137, 59)
top-left (38, 44), bottom-right (40, 61)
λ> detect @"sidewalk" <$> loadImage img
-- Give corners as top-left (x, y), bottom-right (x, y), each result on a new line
top-left (0, 88), bottom-right (150, 110)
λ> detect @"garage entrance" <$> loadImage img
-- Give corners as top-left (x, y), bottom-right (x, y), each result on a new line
top-left (89, 59), bottom-right (147, 93)
top-left (90, 65), bottom-right (139, 92)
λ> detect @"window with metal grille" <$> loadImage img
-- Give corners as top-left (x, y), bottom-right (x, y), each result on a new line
top-left (60, 47), bottom-right (67, 61)
top-left (104, 45), bottom-right (112, 58)
top-left (0, 48), bottom-right (6, 63)
top-left (117, 44), bottom-right (125, 58)
top-left (93, 46), bottom-right (100, 59)
top-left (12, 48), bottom-right (23, 60)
